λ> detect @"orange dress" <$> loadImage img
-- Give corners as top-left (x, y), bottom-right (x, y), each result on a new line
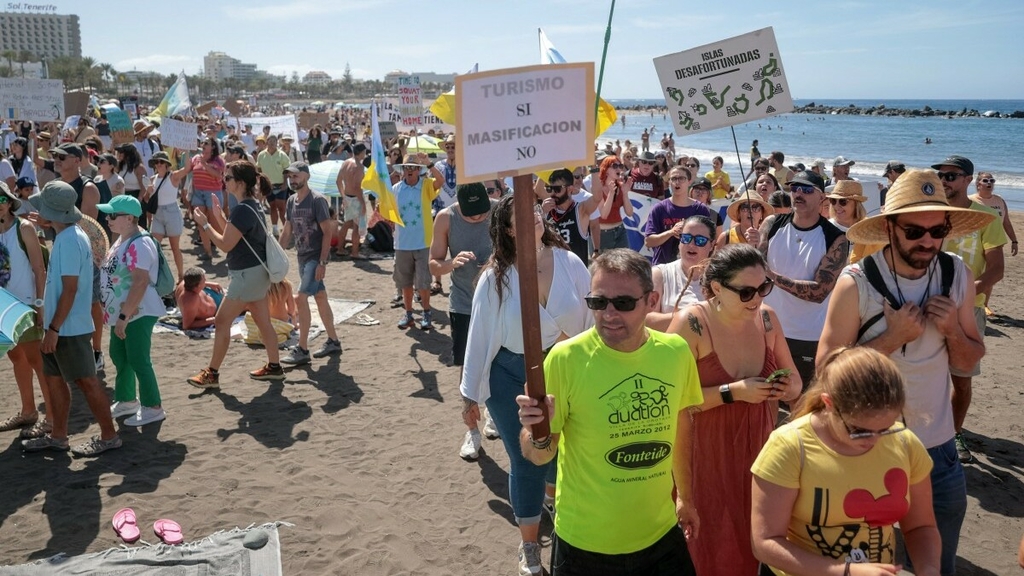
top-left (689, 310), bottom-right (777, 576)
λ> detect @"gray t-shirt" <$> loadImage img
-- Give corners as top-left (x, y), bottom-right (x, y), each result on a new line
top-left (285, 190), bottom-right (331, 263)
top-left (228, 199), bottom-right (268, 270)
top-left (447, 200), bottom-right (496, 314)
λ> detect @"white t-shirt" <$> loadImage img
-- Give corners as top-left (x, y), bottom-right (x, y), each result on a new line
top-left (0, 159), bottom-right (15, 183)
top-left (764, 217), bottom-right (833, 340)
top-left (0, 221), bottom-right (35, 304)
top-left (99, 233), bottom-right (166, 325)
top-left (654, 260), bottom-right (705, 313)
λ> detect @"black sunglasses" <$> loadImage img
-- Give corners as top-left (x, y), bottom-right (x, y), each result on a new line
top-left (573, 174), bottom-right (584, 180)
top-left (829, 198), bottom-right (849, 207)
top-left (610, 163), bottom-right (625, 170)
top-left (892, 220), bottom-right (952, 241)
top-left (835, 405), bottom-right (907, 440)
top-left (685, 163), bottom-right (698, 169)
top-left (936, 171), bottom-right (966, 182)
top-left (680, 233), bottom-right (710, 247)
top-left (485, 187), bottom-right (497, 193)
top-left (545, 185), bottom-right (565, 193)
top-left (585, 292), bottom-right (649, 312)
top-left (721, 278), bottom-right (774, 302)
top-left (790, 185), bottom-right (818, 195)
top-left (638, 160), bottom-right (655, 165)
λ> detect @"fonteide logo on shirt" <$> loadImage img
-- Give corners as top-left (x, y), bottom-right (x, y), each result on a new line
top-left (605, 441), bottom-right (671, 470)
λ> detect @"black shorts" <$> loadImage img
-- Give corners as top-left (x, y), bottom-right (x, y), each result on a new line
top-left (550, 524), bottom-right (696, 576)
top-left (450, 312), bottom-right (470, 366)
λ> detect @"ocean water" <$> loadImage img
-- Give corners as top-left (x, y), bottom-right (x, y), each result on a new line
top-left (604, 98), bottom-right (1024, 213)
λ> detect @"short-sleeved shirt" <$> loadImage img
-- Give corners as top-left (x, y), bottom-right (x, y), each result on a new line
top-left (256, 149), bottom-right (290, 186)
top-left (751, 414), bottom-right (933, 575)
top-left (227, 198), bottom-right (268, 270)
top-left (99, 234), bottom-right (165, 325)
top-left (627, 168), bottom-right (664, 199)
top-left (190, 155), bottom-right (224, 192)
top-left (705, 169), bottom-right (732, 199)
top-left (642, 200), bottom-right (712, 265)
top-left (392, 177), bottom-right (439, 251)
top-left (943, 201), bottom-right (1007, 307)
top-left (285, 190), bottom-right (331, 263)
top-left (45, 225), bottom-right (94, 337)
top-left (546, 328), bottom-right (703, 555)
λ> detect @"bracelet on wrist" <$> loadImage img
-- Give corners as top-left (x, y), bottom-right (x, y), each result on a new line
top-left (48, 324), bottom-right (59, 333)
top-left (529, 434), bottom-right (552, 450)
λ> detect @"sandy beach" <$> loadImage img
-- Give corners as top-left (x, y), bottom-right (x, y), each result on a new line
top-left (0, 212), bottom-right (1022, 575)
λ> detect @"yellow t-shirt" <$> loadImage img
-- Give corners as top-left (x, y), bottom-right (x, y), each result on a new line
top-left (547, 328), bottom-right (703, 555)
top-left (256, 149), bottom-right (291, 185)
top-left (942, 201), bottom-right (1007, 307)
top-left (750, 414), bottom-right (933, 575)
top-left (705, 169), bottom-right (732, 199)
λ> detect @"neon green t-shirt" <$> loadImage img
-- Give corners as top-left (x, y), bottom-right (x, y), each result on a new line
top-left (943, 201), bottom-right (1007, 307)
top-left (546, 327), bottom-right (703, 554)
top-left (751, 414), bottom-right (933, 575)
top-left (256, 149), bottom-right (291, 185)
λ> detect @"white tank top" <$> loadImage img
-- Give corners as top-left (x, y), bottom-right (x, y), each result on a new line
top-left (764, 219), bottom-right (832, 340)
top-left (0, 221), bottom-right (36, 304)
top-left (655, 261), bottom-right (704, 313)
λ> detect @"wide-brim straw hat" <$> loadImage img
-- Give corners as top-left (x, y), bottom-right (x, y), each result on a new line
top-left (846, 169), bottom-right (996, 245)
top-left (727, 192), bottom-right (774, 223)
top-left (826, 180), bottom-right (868, 203)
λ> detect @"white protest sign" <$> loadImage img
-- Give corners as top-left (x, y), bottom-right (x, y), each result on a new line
top-left (396, 75), bottom-right (422, 127)
top-left (653, 27), bottom-right (793, 136)
top-left (226, 114), bottom-right (299, 143)
top-left (62, 115), bottom-right (80, 135)
top-left (456, 63), bottom-right (595, 183)
top-left (380, 99), bottom-right (402, 123)
top-left (0, 78), bottom-right (65, 121)
top-left (160, 117), bottom-right (199, 150)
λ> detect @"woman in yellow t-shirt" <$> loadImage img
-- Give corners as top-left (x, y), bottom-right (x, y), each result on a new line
top-left (751, 347), bottom-right (941, 576)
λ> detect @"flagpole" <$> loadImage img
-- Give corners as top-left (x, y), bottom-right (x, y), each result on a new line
top-left (594, 0), bottom-right (616, 123)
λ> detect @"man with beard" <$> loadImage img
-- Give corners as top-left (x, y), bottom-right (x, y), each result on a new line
top-left (643, 166), bottom-right (712, 265)
top-left (626, 151), bottom-right (664, 200)
top-left (541, 169), bottom-right (601, 266)
top-left (756, 170), bottom-right (847, 387)
top-left (930, 155), bottom-right (1006, 463)
top-left (817, 169), bottom-right (992, 576)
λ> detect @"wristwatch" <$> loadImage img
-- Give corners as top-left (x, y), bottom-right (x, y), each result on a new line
top-left (719, 384), bottom-right (734, 404)
top-left (33, 298), bottom-right (43, 307)
top-left (319, 260), bottom-right (329, 266)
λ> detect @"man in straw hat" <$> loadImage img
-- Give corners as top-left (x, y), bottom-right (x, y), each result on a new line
top-left (392, 153), bottom-right (440, 330)
top-left (930, 155), bottom-right (1007, 465)
top-left (132, 119), bottom-right (159, 177)
top-left (817, 169), bottom-right (995, 576)
top-left (21, 181), bottom-right (121, 457)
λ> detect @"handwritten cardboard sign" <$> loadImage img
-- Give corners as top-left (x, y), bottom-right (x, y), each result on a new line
top-left (396, 75), bottom-right (422, 127)
top-left (455, 63), bottom-right (594, 183)
top-left (64, 92), bottom-right (90, 117)
top-left (159, 117), bottom-right (198, 150)
top-left (297, 111), bottom-right (330, 130)
top-left (379, 121), bottom-right (398, 141)
top-left (195, 100), bottom-right (217, 115)
top-left (653, 27), bottom-right (793, 136)
top-left (103, 104), bottom-right (133, 146)
top-left (0, 78), bottom-right (65, 121)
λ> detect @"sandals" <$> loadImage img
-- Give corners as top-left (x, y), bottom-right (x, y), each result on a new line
top-left (113, 510), bottom-right (185, 545)
top-left (0, 411), bottom-right (38, 432)
top-left (20, 418), bottom-right (52, 439)
top-left (430, 281), bottom-right (443, 295)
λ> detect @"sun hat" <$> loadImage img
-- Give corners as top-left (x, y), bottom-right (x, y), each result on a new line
top-left (133, 119), bottom-right (154, 137)
top-left (28, 180), bottom-right (82, 224)
top-left (457, 183), bottom-right (491, 217)
top-left (0, 181), bottom-right (22, 211)
top-left (930, 155), bottom-right (973, 176)
top-left (727, 193), bottom-right (774, 223)
top-left (636, 151), bottom-right (657, 163)
top-left (148, 151), bottom-right (172, 168)
top-left (845, 169), bottom-right (996, 245)
top-left (96, 194), bottom-right (142, 218)
top-left (826, 180), bottom-right (868, 203)
top-left (786, 170), bottom-right (825, 192)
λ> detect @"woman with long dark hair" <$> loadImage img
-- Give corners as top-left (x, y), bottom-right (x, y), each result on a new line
top-left (460, 195), bottom-right (591, 576)
top-left (115, 143), bottom-right (150, 229)
top-left (6, 137), bottom-right (35, 192)
top-left (306, 126), bottom-right (323, 164)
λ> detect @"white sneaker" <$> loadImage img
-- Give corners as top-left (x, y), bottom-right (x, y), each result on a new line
top-left (518, 541), bottom-right (542, 576)
top-left (482, 411), bottom-right (500, 439)
top-left (95, 351), bottom-right (105, 372)
top-left (110, 400), bottom-right (140, 418)
top-left (542, 494), bottom-right (556, 518)
top-left (459, 429), bottom-right (481, 460)
top-left (125, 406), bottom-right (166, 427)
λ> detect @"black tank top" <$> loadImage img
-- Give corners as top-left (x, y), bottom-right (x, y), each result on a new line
top-left (547, 202), bottom-right (589, 266)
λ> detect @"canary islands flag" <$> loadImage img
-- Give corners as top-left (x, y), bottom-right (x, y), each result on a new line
top-left (539, 28), bottom-right (616, 136)
top-left (147, 71), bottom-right (192, 122)
top-left (428, 64), bottom-right (478, 126)
top-left (362, 102), bottom-right (403, 226)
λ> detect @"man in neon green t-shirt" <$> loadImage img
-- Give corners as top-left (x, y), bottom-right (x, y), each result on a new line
top-left (518, 249), bottom-right (703, 575)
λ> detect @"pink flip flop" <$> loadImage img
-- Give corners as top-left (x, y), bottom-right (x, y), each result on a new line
top-left (153, 519), bottom-right (184, 545)
top-left (112, 508), bottom-right (140, 543)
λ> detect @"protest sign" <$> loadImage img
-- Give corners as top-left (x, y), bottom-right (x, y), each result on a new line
top-left (160, 117), bottom-right (198, 150)
top-left (196, 100), bottom-right (217, 115)
top-left (455, 62), bottom-right (594, 183)
top-left (396, 75), bottom-right (422, 127)
top-left (653, 27), bottom-right (793, 136)
top-left (103, 104), bottom-right (133, 145)
top-left (298, 111), bottom-right (329, 130)
top-left (380, 99), bottom-right (402, 124)
top-left (225, 114), bottom-right (299, 143)
top-left (64, 92), bottom-right (89, 117)
top-left (379, 121), bottom-right (398, 141)
top-left (123, 101), bottom-right (137, 119)
top-left (61, 115), bottom-right (80, 135)
top-left (223, 99), bottom-right (242, 117)
top-left (0, 78), bottom-right (65, 121)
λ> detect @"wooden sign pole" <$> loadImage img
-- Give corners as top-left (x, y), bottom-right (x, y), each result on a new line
top-left (512, 172), bottom-right (550, 439)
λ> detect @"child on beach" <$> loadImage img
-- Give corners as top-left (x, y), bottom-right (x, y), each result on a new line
top-left (245, 279), bottom-right (296, 346)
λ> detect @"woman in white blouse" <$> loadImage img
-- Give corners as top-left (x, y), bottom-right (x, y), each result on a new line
top-left (460, 195), bottom-right (592, 575)
top-left (646, 215), bottom-right (716, 331)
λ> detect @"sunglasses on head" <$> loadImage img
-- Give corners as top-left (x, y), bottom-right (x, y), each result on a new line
top-left (585, 292), bottom-right (649, 312)
top-left (979, 177), bottom-right (995, 184)
top-left (790, 185), bottom-right (818, 195)
top-left (680, 233), bottom-right (710, 247)
top-left (721, 278), bottom-right (774, 302)
top-left (829, 198), bottom-right (850, 207)
top-left (936, 171), bottom-right (966, 182)
top-left (545, 185), bottom-right (565, 193)
top-left (891, 220), bottom-right (952, 241)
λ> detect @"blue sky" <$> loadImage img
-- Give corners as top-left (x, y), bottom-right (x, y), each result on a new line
top-left (77, 0), bottom-right (1024, 100)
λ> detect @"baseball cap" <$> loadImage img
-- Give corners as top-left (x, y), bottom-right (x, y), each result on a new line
top-left (690, 177), bottom-right (713, 190)
top-left (930, 155), bottom-right (973, 175)
top-left (457, 183), bottom-right (491, 217)
top-left (786, 170), bottom-right (826, 192)
top-left (284, 161), bottom-right (310, 174)
top-left (833, 156), bottom-right (855, 167)
top-left (96, 194), bottom-right (142, 217)
top-left (15, 176), bottom-right (35, 189)
top-left (881, 160), bottom-right (905, 177)
top-left (50, 143), bottom-right (84, 159)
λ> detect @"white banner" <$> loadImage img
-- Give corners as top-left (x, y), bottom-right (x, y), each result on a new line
top-left (396, 75), bottom-right (422, 127)
top-left (226, 114), bottom-right (299, 143)
top-left (159, 117), bottom-right (199, 150)
top-left (0, 78), bottom-right (65, 121)
top-left (653, 27), bottom-right (793, 136)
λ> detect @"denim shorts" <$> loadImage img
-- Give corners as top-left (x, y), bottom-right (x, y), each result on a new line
top-left (268, 185), bottom-right (289, 202)
top-left (191, 188), bottom-right (224, 210)
top-left (226, 264), bottom-right (271, 303)
top-left (297, 258), bottom-right (325, 296)
top-left (150, 203), bottom-right (184, 237)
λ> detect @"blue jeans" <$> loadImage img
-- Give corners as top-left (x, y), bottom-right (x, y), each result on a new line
top-left (905, 438), bottom-right (966, 576)
top-left (484, 347), bottom-right (551, 526)
top-left (297, 259), bottom-right (325, 295)
top-left (551, 524), bottom-right (696, 576)
top-left (599, 224), bottom-right (628, 251)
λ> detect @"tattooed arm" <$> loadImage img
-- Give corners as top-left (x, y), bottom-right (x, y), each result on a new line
top-left (768, 235), bottom-right (849, 303)
top-left (756, 214), bottom-right (777, 256)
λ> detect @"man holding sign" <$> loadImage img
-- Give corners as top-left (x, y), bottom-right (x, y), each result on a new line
top-left (517, 249), bottom-right (702, 576)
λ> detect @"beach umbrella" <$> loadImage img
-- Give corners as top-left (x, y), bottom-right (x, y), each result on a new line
top-left (0, 287), bottom-right (35, 355)
top-left (406, 135), bottom-right (442, 156)
top-left (308, 160), bottom-right (344, 197)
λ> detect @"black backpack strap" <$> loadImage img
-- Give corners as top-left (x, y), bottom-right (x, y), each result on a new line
top-left (857, 255), bottom-right (902, 341)
top-left (937, 251), bottom-right (954, 297)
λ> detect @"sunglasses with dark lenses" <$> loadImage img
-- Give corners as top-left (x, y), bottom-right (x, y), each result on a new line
top-left (754, 166), bottom-right (768, 172)
top-left (829, 198), bottom-right (849, 207)
top-left (585, 292), bottom-right (649, 312)
top-left (638, 160), bottom-right (655, 165)
top-left (739, 202), bottom-right (764, 212)
top-left (835, 407), bottom-right (907, 440)
top-left (545, 185), bottom-right (565, 193)
top-left (685, 163), bottom-right (698, 169)
top-left (573, 174), bottom-right (584, 180)
top-left (936, 171), bottom-right (966, 182)
top-left (610, 163), bottom-right (625, 170)
top-left (485, 187), bottom-right (497, 193)
top-left (223, 175), bottom-right (235, 182)
top-left (790, 185), bottom-right (818, 195)
top-left (892, 221), bottom-right (952, 240)
top-left (979, 178), bottom-right (995, 184)
top-left (680, 233), bottom-right (710, 247)
top-left (721, 278), bottom-right (774, 302)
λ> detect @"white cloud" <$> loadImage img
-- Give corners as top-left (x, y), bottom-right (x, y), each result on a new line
top-left (114, 55), bottom-right (201, 74)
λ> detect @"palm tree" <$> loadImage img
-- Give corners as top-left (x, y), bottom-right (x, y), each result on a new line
top-left (16, 50), bottom-right (35, 78)
top-left (1, 50), bottom-right (15, 77)
top-left (98, 63), bottom-right (117, 94)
